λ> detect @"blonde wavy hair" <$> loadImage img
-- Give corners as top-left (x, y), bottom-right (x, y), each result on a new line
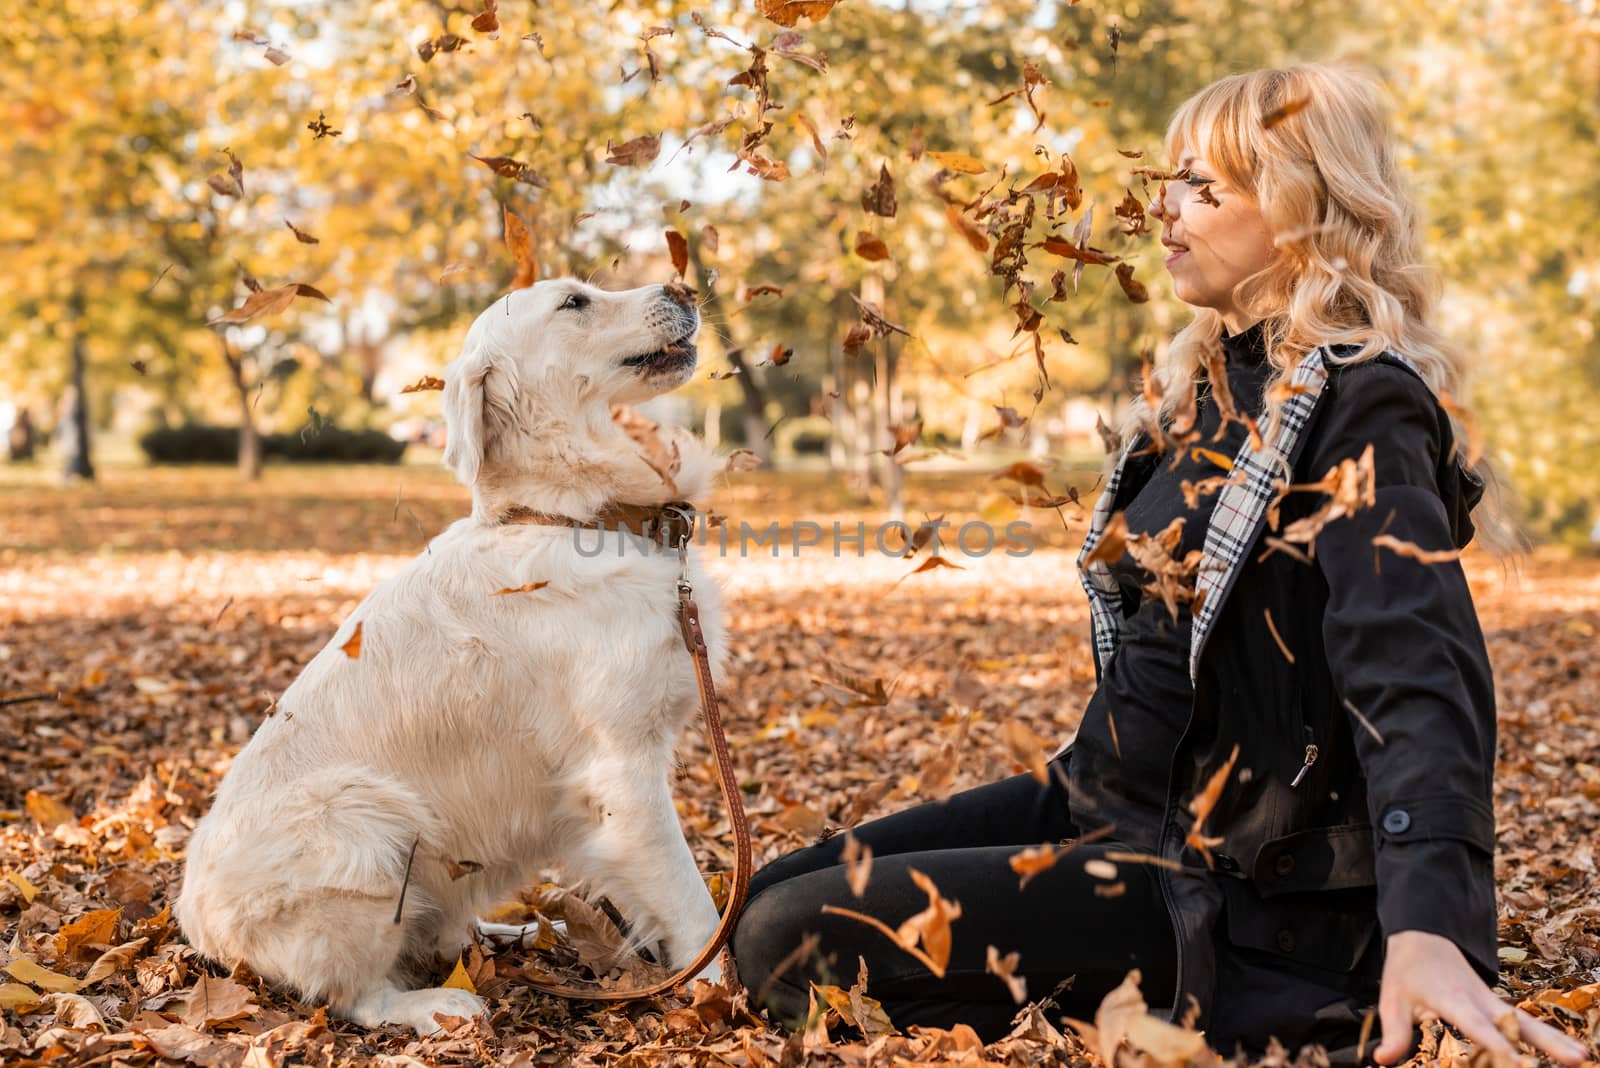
top-left (1119, 63), bottom-right (1523, 559)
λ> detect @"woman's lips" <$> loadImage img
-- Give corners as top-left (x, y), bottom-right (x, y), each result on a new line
top-left (1164, 248), bottom-right (1188, 267)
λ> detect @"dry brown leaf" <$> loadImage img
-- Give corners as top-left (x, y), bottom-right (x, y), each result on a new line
top-left (504, 207), bottom-right (538, 290)
top-left (400, 375), bottom-right (445, 394)
top-left (925, 151), bottom-right (987, 174)
top-left (181, 974), bottom-right (257, 1029)
top-left (340, 621), bottom-right (363, 659)
top-left (841, 831), bottom-right (872, 897)
top-left (854, 231), bottom-right (891, 262)
top-left (755, 0), bottom-right (840, 28)
top-left (606, 134), bottom-right (662, 167)
top-left (985, 945), bottom-right (1027, 1003)
top-left (493, 581), bottom-right (550, 596)
top-left (25, 789), bottom-right (74, 829)
top-left (55, 907), bottom-right (121, 959)
top-left (666, 229), bottom-right (689, 278)
top-left (1001, 720), bottom-right (1049, 784)
top-left (1185, 743), bottom-right (1240, 866)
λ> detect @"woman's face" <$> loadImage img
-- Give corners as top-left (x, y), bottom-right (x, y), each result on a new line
top-left (1149, 151), bottom-right (1278, 331)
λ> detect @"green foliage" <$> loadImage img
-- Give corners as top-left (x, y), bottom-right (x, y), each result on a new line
top-left (1, 0), bottom-right (1596, 535)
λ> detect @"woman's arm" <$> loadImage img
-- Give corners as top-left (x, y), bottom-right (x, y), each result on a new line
top-left (1303, 362), bottom-right (1584, 1066)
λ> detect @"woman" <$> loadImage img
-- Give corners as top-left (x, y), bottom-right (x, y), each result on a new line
top-left (730, 65), bottom-right (1587, 1065)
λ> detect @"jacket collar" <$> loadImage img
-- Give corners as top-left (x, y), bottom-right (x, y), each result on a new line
top-left (1077, 345), bottom-right (1344, 686)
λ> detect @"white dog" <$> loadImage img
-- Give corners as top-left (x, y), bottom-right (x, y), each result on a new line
top-left (176, 281), bottom-right (727, 1033)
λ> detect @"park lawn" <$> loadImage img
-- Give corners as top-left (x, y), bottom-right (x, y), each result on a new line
top-left (1, 462), bottom-right (1597, 1064)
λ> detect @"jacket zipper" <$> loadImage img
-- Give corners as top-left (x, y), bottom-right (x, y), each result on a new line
top-left (1290, 725), bottom-right (1319, 788)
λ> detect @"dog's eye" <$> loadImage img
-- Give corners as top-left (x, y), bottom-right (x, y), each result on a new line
top-left (558, 292), bottom-right (589, 311)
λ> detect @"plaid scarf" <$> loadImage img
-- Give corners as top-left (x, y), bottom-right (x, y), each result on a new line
top-left (1076, 344), bottom-right (1420, 686)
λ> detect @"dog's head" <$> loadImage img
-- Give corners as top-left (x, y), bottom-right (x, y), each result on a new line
top-left (441, 280), bottom-right (712, 517)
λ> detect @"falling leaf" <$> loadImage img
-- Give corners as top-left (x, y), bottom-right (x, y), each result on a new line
top-left (883, 419), bottom-right (921, 456)
top-left (504, 206), bottom-right (538, 290)
top-left (1035, 236), bottom-right (1115, 266)
top-left (666, 229), bottom-right (689, 278)
top-left (925, 151), bottom-right (987, 174)
top-left (471, 153), bottom-right (544, 187)
top-left (341, 621), bottom-right (363, 659)
top-left (1001, 720), bottom-right (1049, 784)
top-left (209, 283), bottom-right (328, 326)
top-left (841, 832), bottom-right (872, 897)
top-left (821, 867), bottom-right (961, 977)
top-left (1370, 534), bottom-right (1464, 565)
top-left (945, 205), bottom-right (990, 252)
top-left (400, 375), bottom-right (445, 394)
top-left (605, 134), bottom-right (662, 167)
top-left (470, 0), bottom-right (499, 34)
top-left (1184, 744), bottom-right (1239, 866)
top-left (1114, 263), bottom-right (1149, 303)
top-left (986, 945), bottom-right (1027, 1003)
top-left (1262, 94), bottom-right (1312, 129)
top-left (1263, 609), bottom-right (1295, 664)
top-left (861, 163), bottom-right (896, 218)
top-left (493, 581), bottom-right (550, 596)
top-left (445, 858), bottom-right (484, 880)
top-left (755, 0), bottom-right (840, 27)
top-left (306, 111), bottom-right (341, 139)
top-left (285, 219), bottom-right (319, 244)
top-left (854, 231), bottom-right (891, 262)
top-left (724, 449), bottom-right (761, 472)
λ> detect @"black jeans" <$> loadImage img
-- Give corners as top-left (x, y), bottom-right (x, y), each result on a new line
top-left (729, 759), bottom-right (1178, 1040)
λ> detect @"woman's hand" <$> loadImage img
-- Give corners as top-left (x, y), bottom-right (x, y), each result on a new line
top-left (1376, 930), bottom-right (1589, 1066)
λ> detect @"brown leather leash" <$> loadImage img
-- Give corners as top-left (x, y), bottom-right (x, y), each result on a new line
top-left (500, 500), bottom-right (752, 1000)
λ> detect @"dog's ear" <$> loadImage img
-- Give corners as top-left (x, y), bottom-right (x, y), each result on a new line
top-left (442, 337), bottom-right (517, 485)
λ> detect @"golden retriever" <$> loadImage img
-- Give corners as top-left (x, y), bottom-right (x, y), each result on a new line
top-left (176, 281), bottom-right (727, 1033)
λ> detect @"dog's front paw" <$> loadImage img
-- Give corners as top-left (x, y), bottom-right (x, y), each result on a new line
top-left (411, 988), bottom-right (489, 1035)
top-left (348, 984), bottom-right (488, 1035)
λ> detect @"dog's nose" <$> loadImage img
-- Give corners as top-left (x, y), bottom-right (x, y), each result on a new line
top-left (661, 281), bottom-right (698, 308)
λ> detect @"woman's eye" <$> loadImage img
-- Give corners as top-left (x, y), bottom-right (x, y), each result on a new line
top-left (559, 293), bottom-right (588, 311)
top-left (1184, 173), bottom-right (1213, 188)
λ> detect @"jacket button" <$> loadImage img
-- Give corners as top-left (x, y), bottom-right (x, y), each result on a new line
top-left (1276, 929), bottom-right (1296, 953)
top-left (1216, 853), bottom-right (1240, 873)
top-left (1274, 853), bottom-right (1296, 877)
top-left (1383, 809), bottom-right (1412, 834)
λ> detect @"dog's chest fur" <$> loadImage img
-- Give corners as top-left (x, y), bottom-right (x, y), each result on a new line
top-left (216, 518), bottom-right (726, 874)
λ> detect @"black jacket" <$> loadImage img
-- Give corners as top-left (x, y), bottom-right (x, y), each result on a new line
top-left (1066, 351), bottom-right (1496, 1053)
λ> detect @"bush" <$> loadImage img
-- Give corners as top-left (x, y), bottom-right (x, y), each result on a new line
top-left (138, 425), bottom-right (241, 464)
top-left (775, 415), bottom-right (833, 457)
top-left (139, 424), bottom-right (408, 465)
top-left (265, 427), bottom-right (407, 463)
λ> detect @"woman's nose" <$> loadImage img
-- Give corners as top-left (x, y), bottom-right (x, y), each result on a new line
top-left (1150, 183), bottom-right (1175, 221)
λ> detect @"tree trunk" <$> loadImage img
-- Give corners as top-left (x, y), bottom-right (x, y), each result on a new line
top-left (61, 290), bottom-right (94, 481)
top-left (725, 348), bottom-right (771, 462)
top-left (218, 332), bottom-right (261, 481)
top-left (859, 273), bottom-right (904, 518)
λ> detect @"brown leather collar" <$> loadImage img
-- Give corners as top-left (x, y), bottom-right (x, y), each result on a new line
top-left (498, 499), bottom-right (697, 547)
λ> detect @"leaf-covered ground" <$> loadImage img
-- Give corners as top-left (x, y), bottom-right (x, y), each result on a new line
top-left (2, 464), bottom-right (1598, 1066)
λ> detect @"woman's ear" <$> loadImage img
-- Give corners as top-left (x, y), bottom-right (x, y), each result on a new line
top-left (442, 338), bottom-right (505, 486)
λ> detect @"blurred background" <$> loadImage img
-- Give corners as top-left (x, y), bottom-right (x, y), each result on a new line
top-left (1, 0), bottom-right (1598, 545)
